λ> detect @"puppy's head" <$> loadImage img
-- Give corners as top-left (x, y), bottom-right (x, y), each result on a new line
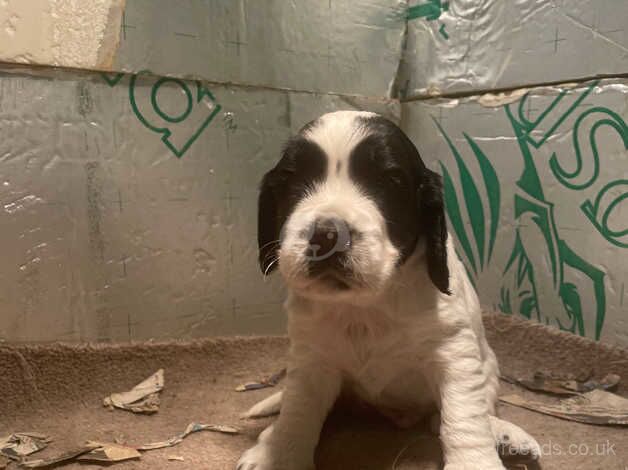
top-left (258, 111), bottom-right (450, 301)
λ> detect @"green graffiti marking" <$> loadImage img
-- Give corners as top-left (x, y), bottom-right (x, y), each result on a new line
top-left (101, 71), bottom-right (221, 158)
top-left (129, 72), bottom-right (221, 158)
top-left (101, 72), bottom-right (125, 87)
top-left (435, 118), bottom-right (500, 277)
top-left (151, 77), bottom-right (194, 124)
top-left (503, 94), bottom-right (607, 339)
top-left (502, 236), bottom-right (538, 321)
top-left (513, 81), bottom-right (628, 245)
top-left (498, 286), bottom-right (512, 315)
top-left (559, 240), bottom-right (606, 337)
top-left (437, 81), bottom-right (614, 340)
top-left (441, 160), bottom-right (478, 275)
top-left (516, 83), bottom-right (596, 149)
top-left (407, 0), bottom-right (449, 21)
top-left (466, 134), bottom-right (500, 264)
top-left (406, 1), bottom-right (450, 41)
top-left (549, 107), bottom-right (628, 190)
top-left (582, 180), bottom-right (628, 248)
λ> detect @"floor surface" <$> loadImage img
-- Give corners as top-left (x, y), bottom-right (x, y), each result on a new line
top-left (2, 314), bottom-right (628, 469)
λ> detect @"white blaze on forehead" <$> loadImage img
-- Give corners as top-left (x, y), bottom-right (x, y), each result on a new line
top-left (304, 110), bottom-right (378, 177)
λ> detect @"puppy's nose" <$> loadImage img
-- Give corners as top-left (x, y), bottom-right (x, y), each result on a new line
top-left (306, 217), bottom-right (351, 261)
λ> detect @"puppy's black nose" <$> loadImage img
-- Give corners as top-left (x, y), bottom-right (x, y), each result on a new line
top-left (305, 217), bottom-right (351, 262)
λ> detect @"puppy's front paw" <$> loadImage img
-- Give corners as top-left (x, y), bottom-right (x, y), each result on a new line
top-left (490, 415), bottom-right (541, 461)
top-left (444, 452), bottom-right (505, 470)
top-left (236, 442), bottom-right (314, 470)
top-left (444, 460), bottom-right (505, 470)
top-left (236, 442), bottom-right (274, 470)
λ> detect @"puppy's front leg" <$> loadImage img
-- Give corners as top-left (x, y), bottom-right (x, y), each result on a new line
top-left (434, 330), bottom-right (505, 470)
top-left (237, 364), bottom-right (341, 470)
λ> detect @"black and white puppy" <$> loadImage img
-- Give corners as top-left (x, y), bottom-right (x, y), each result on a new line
top-left (237, 111), bottom-right (540, 470)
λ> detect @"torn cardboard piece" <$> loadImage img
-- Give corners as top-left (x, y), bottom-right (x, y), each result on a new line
top-left (104, 369), bottom-right (164, 413)
top-left (137, 423), bottom-right (239, 451)
top-left (236, 368), bottom-right (287, 392)
top-left (502, 372), bottom-right (620, 396)
top-left (0, 433), bottom-right (51, 460)
top-left (20, 444), bottom-right (100, 468)
top-left (500, 389), bottom-right (628, 426)
top-left (77, 442), bottom-right (141, 463)
top-left (13, 423), bottom-right (237, 468)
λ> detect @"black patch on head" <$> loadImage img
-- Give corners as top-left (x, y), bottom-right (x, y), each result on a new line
top-left (258, 136), bottom-right (327, 274)
top-left (349, 115), bottom-right (450, 294)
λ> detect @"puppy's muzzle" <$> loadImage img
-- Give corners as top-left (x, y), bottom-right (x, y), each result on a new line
top-left (305, 217), bottom-right (352, 278)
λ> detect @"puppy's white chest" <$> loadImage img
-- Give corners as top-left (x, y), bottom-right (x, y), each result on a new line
top-left (290, 301), bottom-right (438, 414)
top-left (320, 323), bottom-right (434, 409)
top-left (350, 349), bottom-right (433, 408)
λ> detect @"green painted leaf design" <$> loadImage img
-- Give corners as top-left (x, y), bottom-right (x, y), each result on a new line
top-left (440, 162), bottom-right (478, 274)
top-left (520, 295), bottom-right (536, 319)
top-left (464, 133), bottom-right (500, 264)
top-left (444, 137), bottom-right (486, 269)
top-left (499, 286), bottom-right (512, 314)
top-left (558, 282), bottom-right (583, 336)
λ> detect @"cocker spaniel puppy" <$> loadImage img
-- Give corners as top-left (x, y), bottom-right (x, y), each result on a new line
top-left (237, 111), bottom-right (540, 470)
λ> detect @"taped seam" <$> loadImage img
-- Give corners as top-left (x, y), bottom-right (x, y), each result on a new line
top-left (400, 72), bottom-right (628, 103)
top-left (0, 60), bottom-right (402, 103)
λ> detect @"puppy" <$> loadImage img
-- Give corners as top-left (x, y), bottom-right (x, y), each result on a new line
top-left (237, 111), bottom-right (540, 470)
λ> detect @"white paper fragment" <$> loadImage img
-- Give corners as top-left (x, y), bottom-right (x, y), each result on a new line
top-left (236, 368), bottom-right (287, 392)
top-left (137, 423), bottom-right (239, 451)
top-left (0, 432), bottom-right (51, 460)
top-left (20, 444), bottom-right (100, 468)
top-left (78, 442), bottom-right (141, 462)
top-left (500, 389), bottom-right (628, 426)
top-left (103, 369), bottom-right (164, 414)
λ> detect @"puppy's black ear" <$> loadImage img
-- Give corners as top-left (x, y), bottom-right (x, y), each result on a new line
top-left (258, 170), bottom-right (280, 275)
top-left (418, 169), bottom-right (451, 294)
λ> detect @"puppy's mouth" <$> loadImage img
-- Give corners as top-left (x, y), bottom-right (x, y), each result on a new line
top-left (315, 272), bottom-right (353, 291)
top-left (305, 261), bottom-right (366, 291)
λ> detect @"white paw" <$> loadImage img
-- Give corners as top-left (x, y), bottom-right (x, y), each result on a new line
top-left (236, 442), bottom-right (274, 470)
top-left (444, 450), bottom-right (505, 470)
top-left (490, 416), bottom-right (541, 460)
top-left (236, 441), bottom-right (313, 470)
top-left (444, 464), bottom-right (505, 470)
top-left (241, 391), bottom-right (283, 419)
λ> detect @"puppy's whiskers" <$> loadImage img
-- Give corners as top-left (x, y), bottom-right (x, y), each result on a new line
top-left (264, 256), bottom-right (280, 276)
top-left (259, 239), bottom-right (281, 252)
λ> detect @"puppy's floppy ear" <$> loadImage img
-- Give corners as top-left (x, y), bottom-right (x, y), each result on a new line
top-left (418, 169), bottom-right (451, 294)
top-left (257, 170), bottom-right (280, 274)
